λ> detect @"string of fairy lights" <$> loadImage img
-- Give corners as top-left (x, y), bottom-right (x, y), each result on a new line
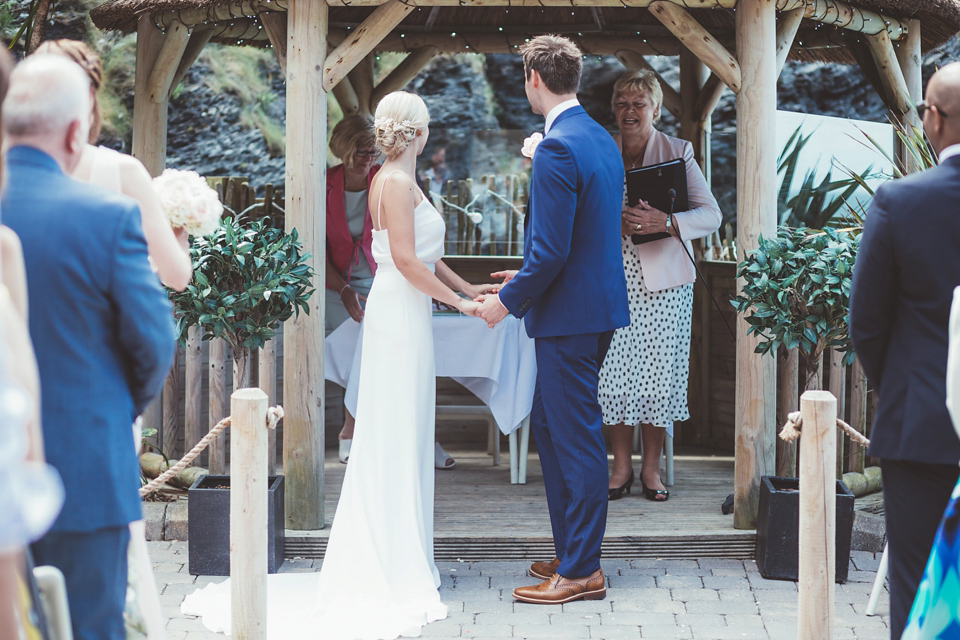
top-left (146, 0), bottom-right (907, 59)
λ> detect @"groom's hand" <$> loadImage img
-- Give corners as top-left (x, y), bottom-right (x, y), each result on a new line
top-left (490, 270), bottom-right (518, 286)
top-left (476, 294), bottom-right (509, 328)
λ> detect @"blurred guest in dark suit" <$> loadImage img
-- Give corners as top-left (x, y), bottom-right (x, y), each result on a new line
top-left (850, 62), bottom-right (960, 639)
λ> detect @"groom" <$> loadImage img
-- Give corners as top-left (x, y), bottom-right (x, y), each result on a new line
top-left (477, 35), bottom-right (628, 603)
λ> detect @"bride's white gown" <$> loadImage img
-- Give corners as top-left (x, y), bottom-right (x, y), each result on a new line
top-left (182, 186), bottom-right (449, 639)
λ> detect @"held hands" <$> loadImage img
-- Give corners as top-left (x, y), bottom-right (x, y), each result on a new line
top-left (475, 294), bottom-right (509, 328)
top-left (622, 202), bottom-right (676, 238)
top-left (461, 282), bottom-right (501, 299)
top-left (455, 298), bottom-right (481, 317)
top-left (340, 285), bottom-right (366, 323)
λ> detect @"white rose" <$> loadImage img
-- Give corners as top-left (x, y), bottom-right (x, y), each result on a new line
top-left (521, 132), bottom-right (543, 159)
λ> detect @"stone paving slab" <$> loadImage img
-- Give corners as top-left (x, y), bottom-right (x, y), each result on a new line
top-left (151, 543), bottom-right (890, 639)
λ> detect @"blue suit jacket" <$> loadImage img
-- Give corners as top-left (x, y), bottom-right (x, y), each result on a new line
top-left (3, 146), bottom-right (175, 532)
top-left (849, 155), bottom-right (960, 465)
top-left (499, 106), bottom-right (629, 338)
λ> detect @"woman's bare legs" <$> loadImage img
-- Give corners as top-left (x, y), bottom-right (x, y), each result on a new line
top-left (339, 411), bottom-right (355, 440)
top-left (640, 423), bottom-right (667, 493)
top-left (608, 423), bottom-right (634, 489)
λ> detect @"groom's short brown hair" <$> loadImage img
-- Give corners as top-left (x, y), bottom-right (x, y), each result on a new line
top-left (519, 35), bottom-right (582, 96)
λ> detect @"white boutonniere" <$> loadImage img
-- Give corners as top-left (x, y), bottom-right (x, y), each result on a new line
top-left (521, 132), bottom-right (543, 159)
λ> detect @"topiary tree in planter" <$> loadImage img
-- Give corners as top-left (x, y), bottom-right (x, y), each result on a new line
top-left (169, 216), bottom-right (315, 388)
top-left (731, 226), bottom-right (859, 391)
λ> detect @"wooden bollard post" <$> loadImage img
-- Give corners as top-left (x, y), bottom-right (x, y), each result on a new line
top-left (798, 389), bottom-right (837, 640)
top-left (230, 388), bottom-right (269, 640)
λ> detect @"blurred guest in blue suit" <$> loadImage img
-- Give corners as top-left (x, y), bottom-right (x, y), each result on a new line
top-left (1, 54), bottom-right (175, 640)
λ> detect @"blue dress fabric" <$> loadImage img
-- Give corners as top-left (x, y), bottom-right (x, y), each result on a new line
top-left (902, 476), bottom-right (960, 639)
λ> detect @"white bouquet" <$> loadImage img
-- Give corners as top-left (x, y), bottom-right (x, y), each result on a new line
top-left (153, 168), bottom-right (223, 236)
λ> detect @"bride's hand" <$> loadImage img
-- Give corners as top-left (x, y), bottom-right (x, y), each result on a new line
top-left (456, 299), bottom-right (481, 317)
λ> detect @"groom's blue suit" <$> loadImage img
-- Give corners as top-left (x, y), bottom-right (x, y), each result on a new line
top-left (3, 146), bottom-right (175, 640)
top-left (499, 105), bottom-right (628, 578)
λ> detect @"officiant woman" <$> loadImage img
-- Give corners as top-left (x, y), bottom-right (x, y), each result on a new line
top-left (600, 70), bottom-right (721, 502)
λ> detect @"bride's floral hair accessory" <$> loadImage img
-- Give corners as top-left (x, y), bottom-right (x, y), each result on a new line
top-left (521, 132), bottom-right (543, 159)
top-left (374, 116), bottom-right (419, 157)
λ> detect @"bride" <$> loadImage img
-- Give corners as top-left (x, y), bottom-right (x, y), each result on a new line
top-left (183, 91), bottom-right (483, 639)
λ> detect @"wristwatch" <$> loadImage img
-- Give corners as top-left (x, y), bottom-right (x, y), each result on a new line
top-left (665, 214), bottom-right (673, 231)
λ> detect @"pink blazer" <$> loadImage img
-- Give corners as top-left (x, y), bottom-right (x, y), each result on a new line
top-left (617, 130), bottom-right (722, 292)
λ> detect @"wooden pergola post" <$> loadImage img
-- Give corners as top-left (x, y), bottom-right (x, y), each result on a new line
top-left (132, 14), bottom-right (168, 177)
top-left (896, 19), bottom-right (923, 174)
top-left (284, 0), bottom-right (328, 530)
top-left (679, 48), bottom-right (710, 175)
top-left (733, 0), bottom-right (777, 529)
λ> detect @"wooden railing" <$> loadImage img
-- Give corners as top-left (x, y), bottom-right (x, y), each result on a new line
top-left (424, 173), bottom-right (528, 257)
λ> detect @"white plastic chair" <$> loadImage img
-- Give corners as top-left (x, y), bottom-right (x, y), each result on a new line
top-left (866, 543), bottom-right (889, 616)
top-left (33, 565), bottom-right (73, 640)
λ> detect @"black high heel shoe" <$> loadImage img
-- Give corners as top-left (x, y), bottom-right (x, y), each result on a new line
top-left (640, 478), bottom-right (670, 502)
top-left (608, 470), bottom-right (635, 501)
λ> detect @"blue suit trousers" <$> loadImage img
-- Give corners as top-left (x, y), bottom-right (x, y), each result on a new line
top-left (32, 526), bottom-right (130, 640)
top-left (532, 330), bottom-right (613, 579)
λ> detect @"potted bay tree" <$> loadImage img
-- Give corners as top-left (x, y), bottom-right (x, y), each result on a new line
top-left (168, 214), bottom-right (314, 575)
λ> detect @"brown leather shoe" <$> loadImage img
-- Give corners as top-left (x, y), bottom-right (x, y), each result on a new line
top-left (529, 557), bottom-right (560, 580)
top-left (513, 569), bottom-right (606, 604)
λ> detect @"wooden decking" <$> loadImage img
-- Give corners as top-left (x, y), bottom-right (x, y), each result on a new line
top-left (285, 447), bottom-right (756, 561)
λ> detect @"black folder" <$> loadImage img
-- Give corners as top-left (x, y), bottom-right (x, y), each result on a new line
top-left (626, 158), bottom-right (688, 245)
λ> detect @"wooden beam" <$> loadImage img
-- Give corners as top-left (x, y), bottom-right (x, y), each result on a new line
top-left (323, 0), bottom-right (415, 92)
top-left (168, 29), bottom-right (213, 97)
top-left (895, 19), bottom-right (923, 174)
top-left (776, 0), bottom-right (906, 39)
top-left (261, 11), bottom-right (288, 76)
top-left (679, 48), bottom-right (709, 171)
top-left (332, 73), bottom-right (361, 115)
top-left (147, 20), bottom-right (190, 103)
top-left (649, 1), bottom-right (741, 93)
top-left (132, 14), bottom-right (168, 177)
top-left (368, 32), bottom-right (683, 56)
top-left (693, 73), bottom-right (726, 123)
top-left (734, 0), bottom-right (777, 530)
top-left (370, 46), bottom-right (439, 110)
top-left (775, 7), bottom-right (804, 77)
top-left (864, 28), bottom-right (912, 116)
top-left (284, 0), bottom-right (327, 530)
top-left (347, 53), bottom-right (375, 116)
top-left (614, 49), bottom-right (682, 120)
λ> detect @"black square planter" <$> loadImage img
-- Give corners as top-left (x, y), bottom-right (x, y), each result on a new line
top-left (187, 474), bottom-right (285, 576)
top-left (755, 475), bottom-right (855, 583)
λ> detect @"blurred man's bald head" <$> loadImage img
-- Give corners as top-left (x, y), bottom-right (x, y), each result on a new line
top-left (923, 62), bottom-right (960, 155)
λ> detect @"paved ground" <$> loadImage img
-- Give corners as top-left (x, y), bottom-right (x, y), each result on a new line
top-left (151, 542), bottom-right (890, 639)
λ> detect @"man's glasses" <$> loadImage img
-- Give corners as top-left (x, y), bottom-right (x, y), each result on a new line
top-left (355, 149), bottom-right (380, 158)
top-left (917, 101), bottom-right (949, 119)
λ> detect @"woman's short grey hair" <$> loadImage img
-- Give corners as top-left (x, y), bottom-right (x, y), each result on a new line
top-left (2, 54), bottom-right (91, 139)
top-left (611, 69), bottom-right (664, 123)
top-left (329, 114), bottom-right (376, 168)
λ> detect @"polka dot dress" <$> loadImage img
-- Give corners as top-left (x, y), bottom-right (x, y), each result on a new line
top-left (598, 187), bottom-right (693, 434)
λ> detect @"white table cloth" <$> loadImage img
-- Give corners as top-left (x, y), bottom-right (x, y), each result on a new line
top-left (324, 312), bottom-right (537, 435)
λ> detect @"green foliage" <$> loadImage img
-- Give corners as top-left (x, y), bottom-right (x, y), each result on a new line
top-left (731, 226), bottom-right (859, 386)
top-left (98, 33), bottom-right (137, 140)
top-left (169, 217), bottom-right (315, 357)
top-left (200, 44), bottom-right (285, 154)
top-left (0, 1), bottom-right (19, 40)
top-left (777, 127), bottom-right (863, 230)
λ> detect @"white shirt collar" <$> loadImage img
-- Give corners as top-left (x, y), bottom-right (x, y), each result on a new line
top-left (940, 144), bottom-right (960, 163)
top-left (544, 99), bottom-right (580, 134)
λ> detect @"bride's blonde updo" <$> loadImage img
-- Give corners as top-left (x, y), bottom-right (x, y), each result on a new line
top-left (374, 91), bottom-right (429, 158)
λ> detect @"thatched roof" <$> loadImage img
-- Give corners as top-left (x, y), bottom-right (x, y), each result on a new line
top-left (90, 0), bottom-right (960, 65)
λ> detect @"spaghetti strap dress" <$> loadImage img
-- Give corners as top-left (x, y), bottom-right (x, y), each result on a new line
top-left (182, 172), bottom-right (449, 639)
